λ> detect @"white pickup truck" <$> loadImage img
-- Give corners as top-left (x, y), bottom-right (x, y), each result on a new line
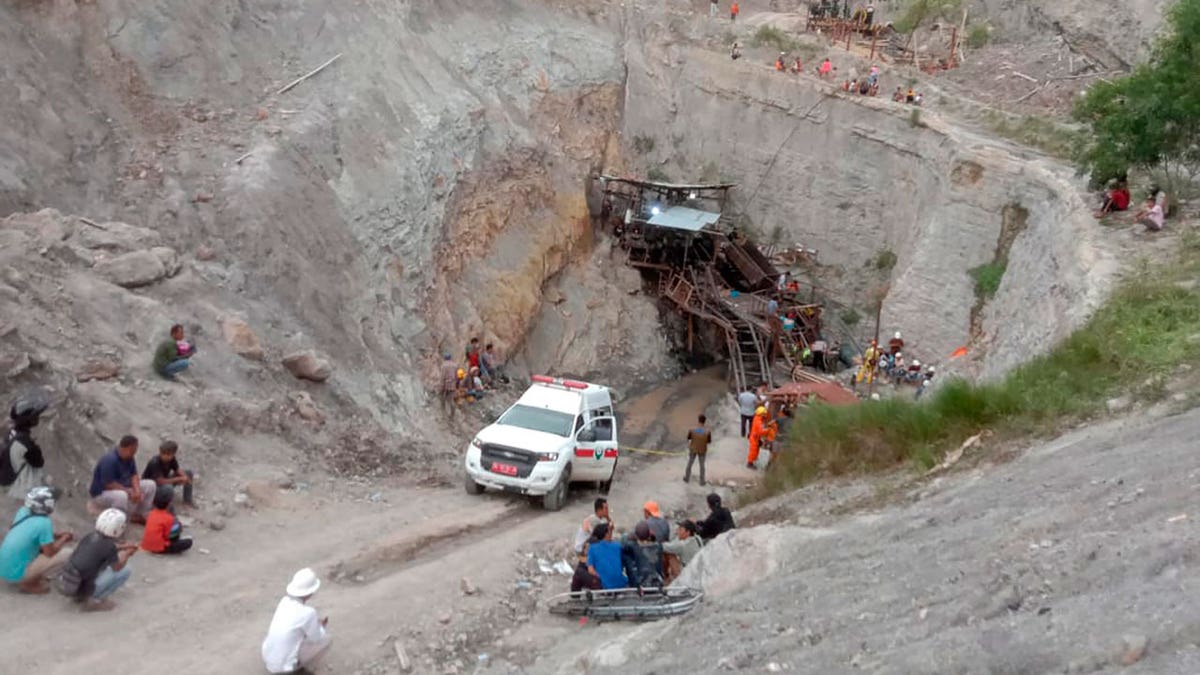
top-left (463, 375), bottom-right (619, 511)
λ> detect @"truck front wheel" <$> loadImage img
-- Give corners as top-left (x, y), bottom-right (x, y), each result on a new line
top-left (542, 466), bottom-right (571, 511)
top-left (464, 474), bottom-right (485, 495)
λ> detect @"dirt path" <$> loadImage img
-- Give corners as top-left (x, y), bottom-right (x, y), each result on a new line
top-left (0, 369), bottom-right (739, 675)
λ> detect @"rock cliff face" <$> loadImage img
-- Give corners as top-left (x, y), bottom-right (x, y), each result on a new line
top-left (0, 0), bottom-right (673, 472)
top-left (620, 39), bottom-right (1117, 376)
top-left (0, 0), bottom-right (1129, 484)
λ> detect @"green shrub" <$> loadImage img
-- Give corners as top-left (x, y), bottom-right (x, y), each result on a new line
top-left (872, 249), bottom-right (898, 271)
top-left (632, 134), bottom-right (656, 155)
top-left (840, 308), bottom-right (862, 326)
top-left (969, 261), bottom-right (1007, 299)
top-left (966, 23), bottom-right (990, 48)
top-left (646, 167), bottom-right (670, 182)
top-left (757, 244), bottom-right (1200, 499)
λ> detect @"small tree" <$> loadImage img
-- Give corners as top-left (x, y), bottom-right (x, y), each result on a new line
top-left (1073, 0), bottom-right (1200, 191)
top-left (893, 0), bottom-right (963, 34)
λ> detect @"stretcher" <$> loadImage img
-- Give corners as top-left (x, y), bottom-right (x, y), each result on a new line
top-left (547, 586), bottom-right (703, 621)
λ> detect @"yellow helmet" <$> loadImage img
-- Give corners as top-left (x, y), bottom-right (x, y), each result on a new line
top-left (456, 368), bottom-right (466, 379)
top-left (755, 406), bottom-right (767, 416)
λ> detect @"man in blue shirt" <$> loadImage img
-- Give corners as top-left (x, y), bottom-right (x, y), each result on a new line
top-left (88, 435), bottom-right (157, 524)
top-left (585, 523), bottom-right (628, 590)
top-left (0, 487), bottom-right (74, 593)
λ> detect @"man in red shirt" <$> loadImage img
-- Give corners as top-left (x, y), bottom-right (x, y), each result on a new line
top-left (731, 2), bottom-right (739, 21)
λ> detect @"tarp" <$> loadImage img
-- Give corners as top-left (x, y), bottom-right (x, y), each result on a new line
top-left (646, 206), bottom-right (722, 233)
top-left (599, 175), bottom-right (737, 191)
top-left (765, 382), bottom-right (858, 406)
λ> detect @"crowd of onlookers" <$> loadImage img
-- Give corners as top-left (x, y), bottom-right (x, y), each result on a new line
top-left (439, 337), bottom-right (508, 414)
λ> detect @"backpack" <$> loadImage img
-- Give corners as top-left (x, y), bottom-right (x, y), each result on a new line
top-left (0, 431), bottom-right (18, 486)
top-left (0, 430), bottom-right (43, 487)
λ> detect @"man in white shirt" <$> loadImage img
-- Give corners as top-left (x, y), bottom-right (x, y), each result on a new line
top-left (573, 497), bottom-right (611, 553)
top-left (736, 387), bottom-right (759, 438)
top-left (262, 568), bottom-right (332, 674)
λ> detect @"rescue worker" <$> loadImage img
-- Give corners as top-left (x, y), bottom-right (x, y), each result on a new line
top-left (746, 406), bottom-right (768, 469)
top-left (888, 331), bottom-right (904, 355)
top-left (775, 53), bottom-right (786, 71)
top-left (855, 340), bottom-right (880, 387)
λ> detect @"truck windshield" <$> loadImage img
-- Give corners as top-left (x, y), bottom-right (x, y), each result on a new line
top-left (496, 405), bottom-right (575, 437)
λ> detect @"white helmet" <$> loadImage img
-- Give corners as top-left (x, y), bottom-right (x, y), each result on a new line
top-left (96, 508), bottom-right (127, 538)
top-left (912, 359), bottom-right (921, 367)
top-left (24, 486), bottom-right (55, 515)
top-left (893, 331), bottom-right (902, 340)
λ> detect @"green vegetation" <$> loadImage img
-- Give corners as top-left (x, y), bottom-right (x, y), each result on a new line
top-left (872, 249), bottom-right (898, 271)
top-left (760, 246), bottom-right (1200, 497)
top-left (632, 134), bottom-right (656, 155)
top-left (1073, 0), bottom-right (1200, 190)
top-left (969, 260), bottom-right (1006, 299)
top-left (840, 308), bottom-right (862, 326)
top-left (751, 25), bottom-right (800, 54)
top-left (984, 112), bottom-right (1082, 161)
top-left (893, 0), bottom-right (962, 34)
top-left (646, 167), bottom-right (670, 182)
top-left (966, 23), bottom-right (990, 48)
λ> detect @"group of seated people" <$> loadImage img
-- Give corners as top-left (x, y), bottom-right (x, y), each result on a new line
top-left (1096, 180), bottom-right (1168, 232)
top-left (891, 87), bottom-right (923, 105)
top-left (570, 494), bottom-right (737, 592)
top-left (457, 338), bottom-right (507, 403)
top-left (843, 66), bottom-right (882, 97)
top-left (1, 404), bottom-right (196, 611)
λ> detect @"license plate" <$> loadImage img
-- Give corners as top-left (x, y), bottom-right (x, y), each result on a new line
top-left (491, 462), bottom-right (518, 476)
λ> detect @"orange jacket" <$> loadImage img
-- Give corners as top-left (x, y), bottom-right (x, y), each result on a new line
top-left (731, 3), bottom-right (739, 15)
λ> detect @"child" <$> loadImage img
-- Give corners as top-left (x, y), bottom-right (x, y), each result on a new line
top-left (140, 487), bottom-right (193, 555)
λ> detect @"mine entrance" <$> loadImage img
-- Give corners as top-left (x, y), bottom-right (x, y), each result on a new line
top-left (593, 175), bottom-right (834, 393)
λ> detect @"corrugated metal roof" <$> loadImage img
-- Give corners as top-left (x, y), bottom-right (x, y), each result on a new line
top-left (646, 206), bottom-right (722, 232)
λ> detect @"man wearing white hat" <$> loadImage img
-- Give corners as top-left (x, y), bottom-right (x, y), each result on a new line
top-left (262, 568), bottom-right (332, 674)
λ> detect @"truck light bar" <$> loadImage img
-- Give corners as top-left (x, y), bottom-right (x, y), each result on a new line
top-left (531, 374), bottom-right (589, 390)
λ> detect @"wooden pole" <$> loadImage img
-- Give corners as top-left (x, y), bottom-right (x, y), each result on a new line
top-left (867, 294), bottom-right (883, 399)
top-left (688, 314), bottom-right (695, 354)
top-left (869, 30), bottom-right (878, 61)
top-left (845, 26), bottom-right (852, 51)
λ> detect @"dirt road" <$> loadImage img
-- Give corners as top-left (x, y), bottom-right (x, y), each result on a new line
top-left (0, 368), bottom-right (740, 674)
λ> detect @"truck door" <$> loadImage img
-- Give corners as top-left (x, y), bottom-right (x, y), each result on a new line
top-left (572, 416), bottom-right (618, 481)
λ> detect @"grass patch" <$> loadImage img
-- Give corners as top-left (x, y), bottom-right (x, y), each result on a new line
top-left (632, 134), bottom-right (656, 155)
top-left (872, 249), bottom-right (898, 271)
top-left (646, 167), bottom-right (671, 182)
top-left (751, 25), bottom-right (800, 54)
top-left (840, 308), bottom-right (862, 326)
top-left (985, 112), bottom-right (1083, 161)
top-left (758, 245), bottom-right (1200, 498)
top-left (966, 23), bottom-right (990, 49)
top-left (969, 260), bottom-right (1007, 299)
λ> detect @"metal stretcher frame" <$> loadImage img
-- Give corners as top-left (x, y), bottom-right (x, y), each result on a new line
top-left (547, 586), bottom-right (704, 621)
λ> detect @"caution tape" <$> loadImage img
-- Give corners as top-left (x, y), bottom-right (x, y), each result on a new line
top-left (620, 446), bottom-right (688, 457)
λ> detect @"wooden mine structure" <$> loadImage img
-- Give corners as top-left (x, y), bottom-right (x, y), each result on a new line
top-left (595, 175), bottom-right (825, 392)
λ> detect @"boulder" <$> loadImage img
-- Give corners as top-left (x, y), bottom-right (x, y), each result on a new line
top-left (0, 352), bottom-right (31, 378)
top-left (151, 246), bottom-right (182, 278)
top-left (282, 350), bottom-right (333, 382)
top-left (73, 219), bottom-right (162, 251)
top-left (95, 250), bottom-right (168, 288)
top-left (77, 359), bottom-right (121, 382)
top-left (289, 391), bottom-right (326, 424)
top-left (221, 317), bottom-right (265, 361)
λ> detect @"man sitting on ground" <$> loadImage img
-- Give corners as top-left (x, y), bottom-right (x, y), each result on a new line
top-left (140, 486), bottom-right (193, 555)
top-left (623, 521), bottom-right (664, 588)
top-left (88, 435), bottom-right (156, 524)
top-left (641, 501), bottom-right (671, 543)
top-left (152, 324), bottom-right (196, 380)
top-left (573, 498), bottom-right (611, 554)
top-left (142, 440), bottom-right (195, 507)
top-left (571, 542), bottom-right (602, 592)
top-left (586, 523), bottom-right (628, 590)
top-left (662, 520), bottom-right (704, 584)
top-left (1096, 180), bottom-right (1131, 216)
top-left (0, 487), bottom-right (73, 594)
top-left (1134, 194), bottom-right (1165, 232)
top-left (697, 493), bottom-right (736, 540)
top-left (57, 508), bottom-right (137, 611)
top-left (262, 568), bottom-right (333, 674)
